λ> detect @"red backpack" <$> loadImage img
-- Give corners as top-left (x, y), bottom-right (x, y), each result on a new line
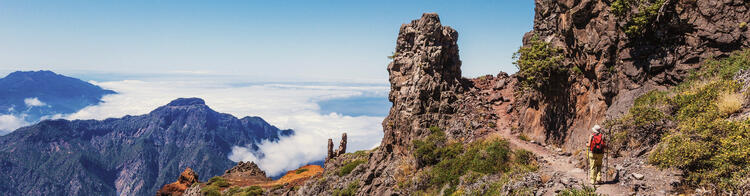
top-left (590, 133), bottom-right (605, 153)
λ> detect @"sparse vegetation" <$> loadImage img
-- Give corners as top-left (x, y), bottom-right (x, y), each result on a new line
top-left (387, 52), bottom-right (400, 60)
top-left (610, 0), bottom-right (666, 37)
top-left (608, 49), bottom-right (750, 192)
top-left (295, 168), bottom-right (309, 174)
top-left (224, 186), bottom-right (263, 196)
top-left (338, 159), bottom-right (366, 177)
top-left (201, 185), bottom-right (222, 196)
top-left (717, 92), bottom-right (744, 115)
top-left (513, 35), bottom-right (565, 90)
top-left (518, 133), bottom-right (530, 142)
top-left (412, 127), bottom-right (538, 195)
top-left (207, 176), bottom-right (230, 187)
top-left (332, 182), bottom-right (359, 196)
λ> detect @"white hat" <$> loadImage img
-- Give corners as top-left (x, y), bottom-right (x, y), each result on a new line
top-left (591, 125), bottom-right (601, 133)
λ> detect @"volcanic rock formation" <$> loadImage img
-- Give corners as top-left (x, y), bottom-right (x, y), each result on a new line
top-left (513, 0), bottom-right (750, 152)
top-left (326, 132), bottom-right (347, 163)
top-left (156, 167), bottom-right (199, 196)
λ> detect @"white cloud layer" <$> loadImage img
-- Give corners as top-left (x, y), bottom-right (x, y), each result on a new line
top-left (55, 79), bottom-right (388, 176)
top-left (24, 97), bottom-right (46, 107)
top-left (0, 114), bottom-right (28, 134)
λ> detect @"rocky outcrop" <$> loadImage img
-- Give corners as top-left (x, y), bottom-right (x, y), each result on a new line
top-left (381, 13), bottom-right (468, 157)
top-left (156, 167), bottom-right (199, 196)
top-left (224, 161), bottom-right (269, 180)
top-left (513, 0), bottom-right (750, 152)
top-left (297, 13), bottom-right (500, 196)
top-left (326, 133), bottom-right (347, 163)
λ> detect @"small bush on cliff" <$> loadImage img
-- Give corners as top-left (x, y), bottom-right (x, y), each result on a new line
top-left (412, 128), bottom-right (538, 195)
top-left (610, 49), bottom-right (750, 192)
top-left (332, 182), bottom-right (359, 196)
top-left (610, 0), bottom-right (666, 37)
top-left (338, 159), bottom-right (366, 177)
top-left (513, 35), bottom-right (565, 90)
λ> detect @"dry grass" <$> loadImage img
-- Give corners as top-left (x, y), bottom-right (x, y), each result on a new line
top-left (717, 92), bottom-right (745, 115)
top-left (518, 133), bottom-right (530, 142)
top-left (395, 159), bottom-right (416, 189)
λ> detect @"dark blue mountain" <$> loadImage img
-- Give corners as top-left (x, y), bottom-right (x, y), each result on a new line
top-left (0, 98), bottom-right (293, 196)
top-left (0, 70), bottom-right (116, 129)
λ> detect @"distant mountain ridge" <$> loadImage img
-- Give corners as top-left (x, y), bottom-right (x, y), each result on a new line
top-left (0, 97), bottom-right (293, 195)
top-left (0, 70), bottom-right (115, 132)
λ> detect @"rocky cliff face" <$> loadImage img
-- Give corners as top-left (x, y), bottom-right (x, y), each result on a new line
top-left (382, 13), bottom-right (467, 157)
top-left (514, 0), bottom-right (750, 151)
top-left (296, 13), bottom-right (500, 196)
top-left (0, 98), bottom-right (293, 196)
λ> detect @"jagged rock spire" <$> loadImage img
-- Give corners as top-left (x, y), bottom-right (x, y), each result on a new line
top-left (382, 13), bottom-right (466, 156)
top-left (326, 132), bottom-right (347, 163)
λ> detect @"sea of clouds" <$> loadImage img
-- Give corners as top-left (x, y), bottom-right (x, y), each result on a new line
top-left (5, 78), bottom-right (388, 176)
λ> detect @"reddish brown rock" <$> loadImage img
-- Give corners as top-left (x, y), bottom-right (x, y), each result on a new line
top-left (156, 167), bottom-right (199, 196)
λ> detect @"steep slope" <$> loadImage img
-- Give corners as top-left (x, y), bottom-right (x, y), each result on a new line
top-left (0, 98), bottom-right (292, 195)
top-left (513, 0), bottom-right (750, 153)
top-left (0, 70), bottom-right (116, 130)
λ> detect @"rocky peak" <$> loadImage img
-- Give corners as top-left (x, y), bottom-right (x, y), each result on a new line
top-left (382, 13), bottom-right (467, 156)
top-left (177, 167), bottom-right (199, 185)
top-left (167, 98), bottom-right (206, 106)
top-left (224, 161), bottom-right (269, 180)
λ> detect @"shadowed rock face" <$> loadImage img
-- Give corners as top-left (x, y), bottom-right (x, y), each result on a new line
top-left (513, 0), bottom-right (750, 151)
top-left (0, 98), bottom-right (293, 196)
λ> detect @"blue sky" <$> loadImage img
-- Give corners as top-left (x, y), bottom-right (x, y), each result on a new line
top-left (0, 0), bottom-right (534, 83)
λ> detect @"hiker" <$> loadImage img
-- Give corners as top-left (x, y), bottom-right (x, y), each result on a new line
top-left (586, 125), bottom-right (606, 185)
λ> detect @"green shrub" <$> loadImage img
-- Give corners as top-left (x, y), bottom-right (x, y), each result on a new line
top-left (207, 176), bottom-right (230, 187)
top-left (338, 159), bottom-right (366, 177)
top-left (610, 0), bottom-right (631, 16)
top-left (241, 186), bottom-right (264, 196)
top-left (413, 126), bottom-right (451, 166)
top-left (200, 185), bottom-right (221, 196)
top-left (687, 50), bottom-right (750, 81)
top-left (611, 49), bottom-right (750, 192)
top-left (610, 0), bottom-right (666, 37)
top-left (332, 182), bottom-right (359, 196)
top-left (411, 127), bottom-right (538, 194)
top-left (295, 168), bottom-right (309, 174)
top-left (224, 186), bottom-right (264, 196)
top-left (518, 133), bottom-right (530, 142)
top-left (513, 35), bottom-right (565, 89)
